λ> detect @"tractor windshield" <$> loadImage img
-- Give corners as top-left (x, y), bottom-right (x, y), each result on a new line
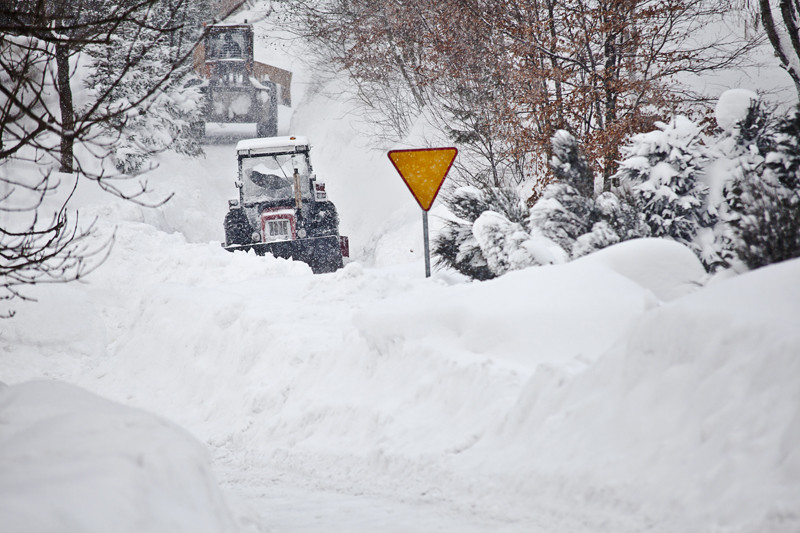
top-left (206, 29), bottom-right (247, 60)
top-left (241, 153), bottom-right (310, 203)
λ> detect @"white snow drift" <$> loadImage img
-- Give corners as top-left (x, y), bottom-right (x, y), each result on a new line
top-left (0, 381), bottom-right (238, 533)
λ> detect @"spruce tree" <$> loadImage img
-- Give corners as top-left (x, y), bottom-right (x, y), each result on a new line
top-left (528, 183), bottom-right (595, 255)
top-left (726, 106), bottom-right (800, 268)
top-left (433, 187), bottom-right (495, 280)
top-left (550, 130), bottom-right (594, 197)
top-left (612, 116), bottom-right (710, 261)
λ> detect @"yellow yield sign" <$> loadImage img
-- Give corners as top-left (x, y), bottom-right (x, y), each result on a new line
top-left (387, 147), bottom-right (458, 211)
top-left (387, 147), bottom-right (458, 277)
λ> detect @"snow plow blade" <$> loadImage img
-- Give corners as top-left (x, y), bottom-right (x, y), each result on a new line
top-left (224, 235), bottom-right (344, 274)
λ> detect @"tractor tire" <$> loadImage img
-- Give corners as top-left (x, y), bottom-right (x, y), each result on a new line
top-left (224, 209), bottom-right (253, 246)
top-left (308, 236), bottom-right (344, 274)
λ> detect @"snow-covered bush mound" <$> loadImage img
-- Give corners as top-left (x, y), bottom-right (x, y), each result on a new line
top-left (0, 381), bottom-right (240, 533)
top-left (573, 238), bottom-right (706, 301)
top-left (715, 88), bottom-right (759, 132)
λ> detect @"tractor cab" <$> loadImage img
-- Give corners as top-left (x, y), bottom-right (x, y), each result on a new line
top-left (202, 25), bottom-right (252, 85)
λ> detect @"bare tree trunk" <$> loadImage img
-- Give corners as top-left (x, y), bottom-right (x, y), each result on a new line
top-left (56, 42), bottom-right (74, 173)
top-left (778, 0), bottom-right (800, 96)
top-left (546, 0), bottom-right (563, 128)
top-left (760, 0), bottom-right (800, 99)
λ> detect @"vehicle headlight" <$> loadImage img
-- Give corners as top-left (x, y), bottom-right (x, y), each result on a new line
top-left (297, 228), bottom-right (307, 238)
top-left (251, 231), bottom-right (261, 242)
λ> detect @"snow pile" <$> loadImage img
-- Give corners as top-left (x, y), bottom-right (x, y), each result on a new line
top-left (0, 381), bottom-right (241, 533)
top-left (477, 257), bottom-right (800, 532)
top-left (573, 237), bottom-right (707, 301)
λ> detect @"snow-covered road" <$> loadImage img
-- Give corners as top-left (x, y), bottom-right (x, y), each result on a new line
top-left (4, 175), bottom-right (799, 532)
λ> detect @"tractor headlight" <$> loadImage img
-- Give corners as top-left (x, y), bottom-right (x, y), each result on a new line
top-left (251, 231), bottom-right (261, 242)
top-left (297, 228), bottom-right (307, 238)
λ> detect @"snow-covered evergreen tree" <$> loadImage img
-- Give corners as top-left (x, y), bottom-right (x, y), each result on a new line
top-left (768, 109), bottom-right (800, 192)
top-left (550, 130), bottom-right (594, 198)
top-left (726, 106), bottom-right (800, 269)
top-left (709, 92), bottom-right (779, 270)
top-left (528, 131), bottom-right (596, 256)
top-left (433, 187), bottom-right (496, 280)
top-left (612, 116), bottom-right (710, 260)
top-left (528, 129), bottom-right (647, 259)
top-left (528, 183), bottom-right (595, 254)
top-left (84, 0), bottom-right (209, 173)
top-left (433, 185), bottom-right (562, 279)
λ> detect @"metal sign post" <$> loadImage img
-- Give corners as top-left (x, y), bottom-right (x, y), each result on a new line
top-left (387, 147), bottom-right (458, 278)
top-left (422, 209), bottom-right (431, 277)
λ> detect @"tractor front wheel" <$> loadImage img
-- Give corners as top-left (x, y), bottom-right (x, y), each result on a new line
top-left (224, 209), bottom-right (253, 246)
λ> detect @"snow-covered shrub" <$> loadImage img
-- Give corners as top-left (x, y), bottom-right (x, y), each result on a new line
top-left (611, 116), bottom-right (711, 260)
top-left (528, 183), bottom-right (595, 253)
top-left (529, 131), bottom-right (648, 259)
top-left (433, 187), bottom-right (502, 280)
top-left (570, 192), bottom-right (650, 258)
top-left (571, 220), bottom-right (620, 258)
top-left (725, 107), bottom-right (800, 269)
top-left (550, 130), bottom-right (594, 198)
top-left (471, 211), bottom-right (564, 276)
top-left (436, 91), bottom-right (800, 280)
top-left (433, 186), bottom-right (562, 279)
top-left (472, 211), bottom-right (531, 275)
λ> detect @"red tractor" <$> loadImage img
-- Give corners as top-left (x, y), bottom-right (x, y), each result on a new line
top-left (191, 23), bottom-right (292, 138)
top-left (223, 136), bottom-right (349, 273)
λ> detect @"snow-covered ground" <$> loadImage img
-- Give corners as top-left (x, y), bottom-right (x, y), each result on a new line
top-left (2, 10), bottom-right (800, 533)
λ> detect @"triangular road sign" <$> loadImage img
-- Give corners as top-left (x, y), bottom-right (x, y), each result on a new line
top-left (388, 147), bottom-right (458, 211)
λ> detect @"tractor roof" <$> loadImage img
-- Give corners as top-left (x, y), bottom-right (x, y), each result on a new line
top-left (236, 136), bottom-right (310, 156)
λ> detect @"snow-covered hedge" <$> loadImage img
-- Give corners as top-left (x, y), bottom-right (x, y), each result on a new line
top-left (435, 90), bottom-right (800, 279)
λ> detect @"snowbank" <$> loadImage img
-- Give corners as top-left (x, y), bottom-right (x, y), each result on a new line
top-left (476, 256), bottom-right (800, 531)
top-left (4, 204), bottom-right (798, 532)
top-left (0, 381), bottom-right (241, 533)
